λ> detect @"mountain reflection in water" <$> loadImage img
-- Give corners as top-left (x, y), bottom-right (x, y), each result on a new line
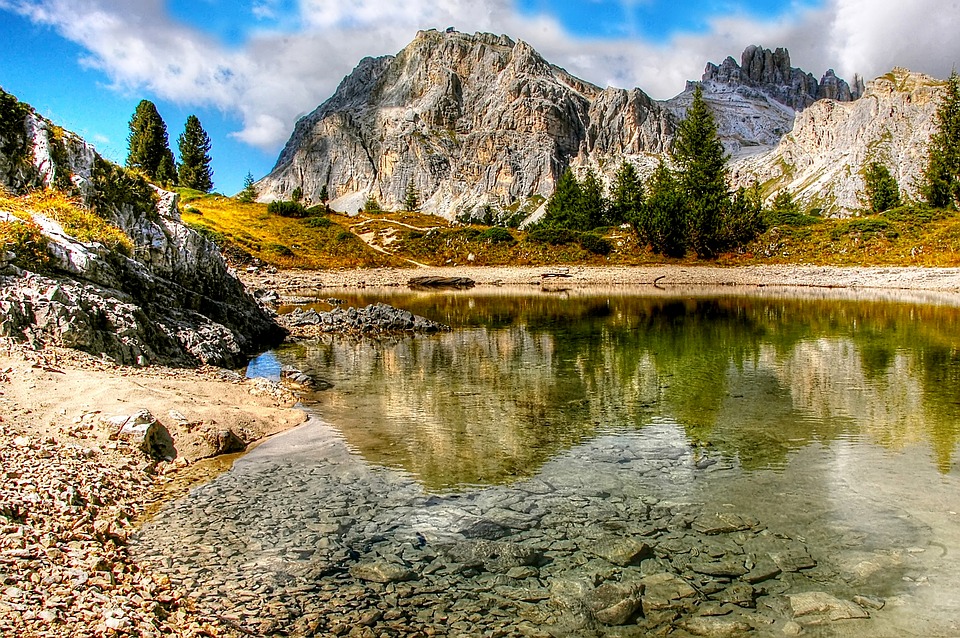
top-left (264, 287), bottom-right (960, 491)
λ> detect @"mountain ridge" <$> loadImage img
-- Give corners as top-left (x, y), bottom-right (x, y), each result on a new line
top-left (256, 29), bottom-right (934, 220)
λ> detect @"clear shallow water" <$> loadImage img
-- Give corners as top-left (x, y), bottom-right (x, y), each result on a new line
top-left (136, 287), bottom-right (960, 637)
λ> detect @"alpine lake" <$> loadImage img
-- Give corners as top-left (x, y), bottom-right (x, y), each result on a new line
top-left (133, 285), bottom-right (960, 637)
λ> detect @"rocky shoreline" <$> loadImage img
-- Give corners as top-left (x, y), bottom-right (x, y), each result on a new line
top-left (0, 342), bottom-right (305, 637)
top-left (240, 264), bottom-right (960, 302)
top-left (4, 263), bottom-right (960, 637)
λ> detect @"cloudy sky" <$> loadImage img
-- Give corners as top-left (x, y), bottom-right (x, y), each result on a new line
top-left (1, 0), bottom-right (958, 194)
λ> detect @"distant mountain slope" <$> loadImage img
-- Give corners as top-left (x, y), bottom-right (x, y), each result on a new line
top-left (257, 29), bottom-right (923, 220)
top-left (732, 69), bottom-right (941, 215)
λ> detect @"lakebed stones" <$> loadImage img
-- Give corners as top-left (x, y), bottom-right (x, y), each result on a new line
top-left (132, 425), bottom-right (892, 638)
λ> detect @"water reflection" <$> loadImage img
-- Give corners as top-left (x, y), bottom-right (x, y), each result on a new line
top-left (274, 288), bottom-right (960, 490)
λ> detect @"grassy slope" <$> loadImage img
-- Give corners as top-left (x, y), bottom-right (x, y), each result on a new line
top-left (177, 190), bottom-right (960, 269)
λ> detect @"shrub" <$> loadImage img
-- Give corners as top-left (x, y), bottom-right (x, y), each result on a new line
top-left (831, 217), bottom-right (894, 240)
top-left (267, 200), bottom-right (308, 218)
top-left (528, 227), bottom-right (577, 245)
top-left (764, 210), bottom-right (821, 227)
top-left (579, 232), bottom-right (612, 255)
top-left (456, 227), bottom-right (482, 241)
top-left (479, 227), bottom-right (515, 244)
top-left (303, 216), bottom-right (333, 228)
top-left (0, 219), bottom-right (51, 272)
top-left (264, 243), bottom-right (294, 257)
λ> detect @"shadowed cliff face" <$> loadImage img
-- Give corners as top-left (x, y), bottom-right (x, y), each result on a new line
top-left (0, 89), bottom-right (284, 366)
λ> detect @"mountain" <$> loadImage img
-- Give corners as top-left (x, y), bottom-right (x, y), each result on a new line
top-left (256, 29), bottom-right (928, 220)
top-left (257, 29), bottom-right (670, 219)
top-left (0, 89), bottom-right (283, 366)
top-left (731, 68), bottom-right (941, 214)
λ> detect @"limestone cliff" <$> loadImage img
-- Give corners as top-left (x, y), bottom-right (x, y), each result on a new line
top-left (0, 89), bottom-right (284, 366)
top-left (257, 29), bottom-right (673, 220)
top-left (731, 69), bottom-right (940, 215)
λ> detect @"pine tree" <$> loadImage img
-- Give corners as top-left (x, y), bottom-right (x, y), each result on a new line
top-left (672, 85), bottom-right (729, 258)
top-left (238, 172), bottom-right (258, 203)
top-left (319, 185), bottom-right (329, 204)
top-left (922, 71), bottom-right (960, 209)
top-left (542, 167), bottom-right (587, 230)
top-left (724, 182), bottom-right (765, 247)
top-left (177, 115), bottom-right (213, 192)
top-left (403, 181), bottom-right (420, 211)
top-left (126, 99), bottom-right (176, 183)
top-left (609, 160), bottom-right (645, 227)
top-left (579, 168), bottom-right (606, 229)
top-left (864, 162), bottom-right (901, 212)
top-left (644, 160), bottom-right (686, 257)
top-left (156, 150), bottom-right (178, 188)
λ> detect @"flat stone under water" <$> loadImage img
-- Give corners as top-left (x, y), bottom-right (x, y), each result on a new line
top-left (134, 288), bottom-right (960, 637)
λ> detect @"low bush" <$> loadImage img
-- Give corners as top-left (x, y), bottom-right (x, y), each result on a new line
top-left (764, 210), bottom-right (821, 227)
top-left (579, 232), bottom-right (612, 255)
top-left (528, 227), bottom-right (577, 245)
top-left (0, 219), bottom-right (51, 272)
top-left (479, 227), bottom-right (515, 244)
top-left (267, 200), bottom-right (308, 218)
top-left (303, 216), bottom-right (333, 228)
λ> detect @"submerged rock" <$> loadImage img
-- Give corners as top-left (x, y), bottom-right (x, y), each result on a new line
top-left (282, 302), bottom-right (450, 337)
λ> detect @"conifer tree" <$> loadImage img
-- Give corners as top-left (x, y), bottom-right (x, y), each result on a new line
top-left (542, 167), bottom-right (587, 230)
top-left (126, 99), bottom-right (176, 184)
top-left (644, 160), bottom-right (686, 257)
top-left (403, 181), bottom-right (420, 211)
top-left (672, 85), bottom-right (729, 258)
top-left (609, 160), bottom-right (645, 227)
top-left (864, 162), bottom-right (901, 212)
top-left (579, 168), bottom-right (606, 229)
top-left (177, 115), bottom-right (213, 192)
top-left (922, 71), bottom-right (960, 209)
top-left (237, 172), bottom-right (258, 203)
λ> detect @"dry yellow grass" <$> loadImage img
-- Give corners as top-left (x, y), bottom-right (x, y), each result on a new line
top-left (177, 192), bottom-right (403, 269)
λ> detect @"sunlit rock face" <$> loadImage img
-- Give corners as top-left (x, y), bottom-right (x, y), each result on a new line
top-left (0, 90), bottom-right (283, 365)
top-left (731, 69), bottom-right (941, 215)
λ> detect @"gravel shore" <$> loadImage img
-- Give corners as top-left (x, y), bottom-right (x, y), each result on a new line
top-left (0, 343), bottom-right (305, 637)
top-left (241, 264), bottom-right (960, 298)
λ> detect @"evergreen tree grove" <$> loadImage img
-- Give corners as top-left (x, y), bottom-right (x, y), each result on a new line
top-left (177, 115), bottom-right (213, 192)
top-left (126, 99), bottom-right (177, 185)
top-left (922, 71), bottom-right (960, 209)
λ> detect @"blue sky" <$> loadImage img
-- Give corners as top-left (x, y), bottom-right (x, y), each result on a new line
top-left (1, 0), bottom-right (958, 195)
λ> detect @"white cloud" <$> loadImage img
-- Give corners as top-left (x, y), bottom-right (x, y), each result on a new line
top-left (2, 0), bottom-right (958, 153)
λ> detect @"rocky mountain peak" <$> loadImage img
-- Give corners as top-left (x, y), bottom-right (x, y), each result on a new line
top-left (701, 45), bottom-right (863, 110)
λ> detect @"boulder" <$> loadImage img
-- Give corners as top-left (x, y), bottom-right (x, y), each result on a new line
top-left (112, 409), bottom-right (176, 461)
